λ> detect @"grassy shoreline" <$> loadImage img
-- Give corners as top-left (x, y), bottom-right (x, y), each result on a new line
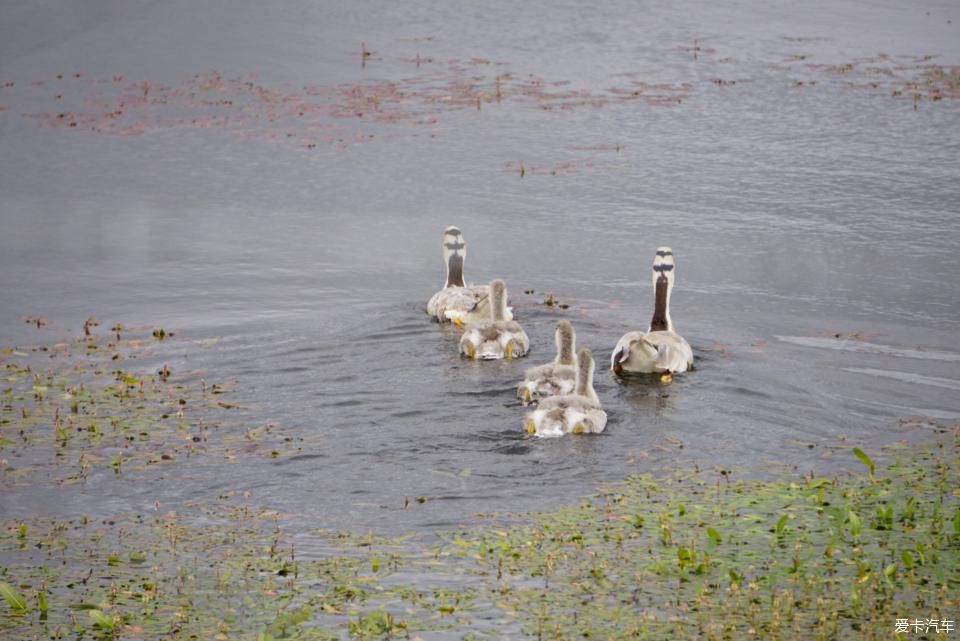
top-left (2, 331), bottom-right (958, 640)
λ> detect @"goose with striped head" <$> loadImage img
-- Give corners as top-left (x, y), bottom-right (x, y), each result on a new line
top-left (516, 319), bottom-right (577, 405)
top-left (459, 279), bottom-right (529, 360)
top-left (426, 226), bottom-right (513, 326)
top-left (610, 246), bottom-right (693, 382)
top-left (525, 347), bottom-right (606, 437)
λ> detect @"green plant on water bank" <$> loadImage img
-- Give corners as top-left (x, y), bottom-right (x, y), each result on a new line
top-left (1, 580), bottom-right (28, 614)
top-left (0, 330), bottom-right (313, 489)
top-left (348, 607), bottom-right (406, 638)
top-left (470, 436), bottom-right (959, 639)
top-left (1, 432), bottom-right (957, 640)
top-left (0, 497), bottom-right (480, 639)
top-left (853, 447), bottom-right (875, 481)
top-left (2, 330), bottom-right (958, 639)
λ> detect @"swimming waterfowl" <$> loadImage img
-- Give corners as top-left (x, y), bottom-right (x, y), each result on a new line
top-left (459, 279), bottom-right (529, 360)
top-left (426, 226), bottom-right (513, 326)
top-left (525, 348), bottom-right (606, 437)
top-left (517, 319), bottom-right (577, 405)
top-left (610, 246), bottom-right (694, 382)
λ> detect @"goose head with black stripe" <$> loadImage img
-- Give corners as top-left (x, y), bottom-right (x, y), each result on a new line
top-left (426, 226), bottom-right (514, 326)
top-left (610, 246), bottom-right (693, 381)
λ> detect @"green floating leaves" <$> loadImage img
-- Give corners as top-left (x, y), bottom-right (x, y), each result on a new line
top-left (0, 581), bottom-right (27, 613)
top-left (874, 505), bottom-right (894, 530)
top-left (775, 514), bottom-right (790, 537)
top-left (0, 329), bottom-right (293, 491)
top-left (901, 549), bottom-right (914, 569)
top-left (263, 605), bottom-right (312, 638)
top-left (347, 607), bottom-right (402, 637)
top-left (853, 447), bottom-right (875, 481)
top-left (848, 510), bottom-right (863, 539)
top-left (88, 609), bottom-right (115, 630)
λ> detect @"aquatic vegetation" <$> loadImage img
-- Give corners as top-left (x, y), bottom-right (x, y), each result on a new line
top-left (0, 581), bottom-right (27, 613)
top-left (13, 59), bottom-right (687, 153)
top-left (504, 160), bottom-right (592, 178)
top-left (785, 53), bottom-right (960, 106)
top-left (429, 441), bottom-right (959, 639)
top-left (2, 419), bottom-right (956, 638)
top-left (0, 328), bottom-right (311, 490)
top-left (2, 329), bottom-right (957, 638)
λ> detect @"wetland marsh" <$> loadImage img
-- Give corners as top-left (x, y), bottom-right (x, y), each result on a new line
top-left (1, 0), bottom-right (959, 638)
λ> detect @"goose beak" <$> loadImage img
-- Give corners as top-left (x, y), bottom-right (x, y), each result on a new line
top-left (572, 423), bottom-right (584, 434)
top-left (525, 419), bottom-right (536, 434)
top-left (504, 339), bottom-right (514, 360)
top-left (463, 342), bottom-right (476, 359)
top-left (521, 387), bottom-right (531, 404)
top-left (452, 317), bottom-right (465, 329)
top-left (659, 372), bottom-right (673, 384)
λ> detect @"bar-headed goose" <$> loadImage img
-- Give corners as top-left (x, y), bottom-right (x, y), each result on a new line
top-left (426, 226), bottom-right (513, 326)
top-left (517, 319), bottom-right (577, 405)
top-left (610, 246), bottom-right (693, 382)
top-left (459, 279), bottom-right (529, 360)
top-left (525, 348), bottom-right (606, 437)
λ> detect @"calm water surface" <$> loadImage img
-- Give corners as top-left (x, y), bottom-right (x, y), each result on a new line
top-left (1, 0), bottom-right (959, 534)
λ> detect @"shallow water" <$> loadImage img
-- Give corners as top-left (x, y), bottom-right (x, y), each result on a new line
top-left (1, 0), bottom-right (959, 534)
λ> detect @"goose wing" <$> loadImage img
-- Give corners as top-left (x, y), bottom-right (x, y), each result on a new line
top-left (428, 285), bottom-right (487, 322)
top-left (645, 331), bottom-right (694, 373)
top-left (529, 394), bottom-right (606, 436)
top-left (436, 287), bottom-right (514, 325)
top-left (518, 363), bottom-right (576, 403)
top-left (611, 331), bottom-right (659, 373)
top-left (460, 320), bottom-right (529, 359)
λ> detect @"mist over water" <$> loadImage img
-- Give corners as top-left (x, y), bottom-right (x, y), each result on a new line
top-left (1, 0), bottom-right (958, 533)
